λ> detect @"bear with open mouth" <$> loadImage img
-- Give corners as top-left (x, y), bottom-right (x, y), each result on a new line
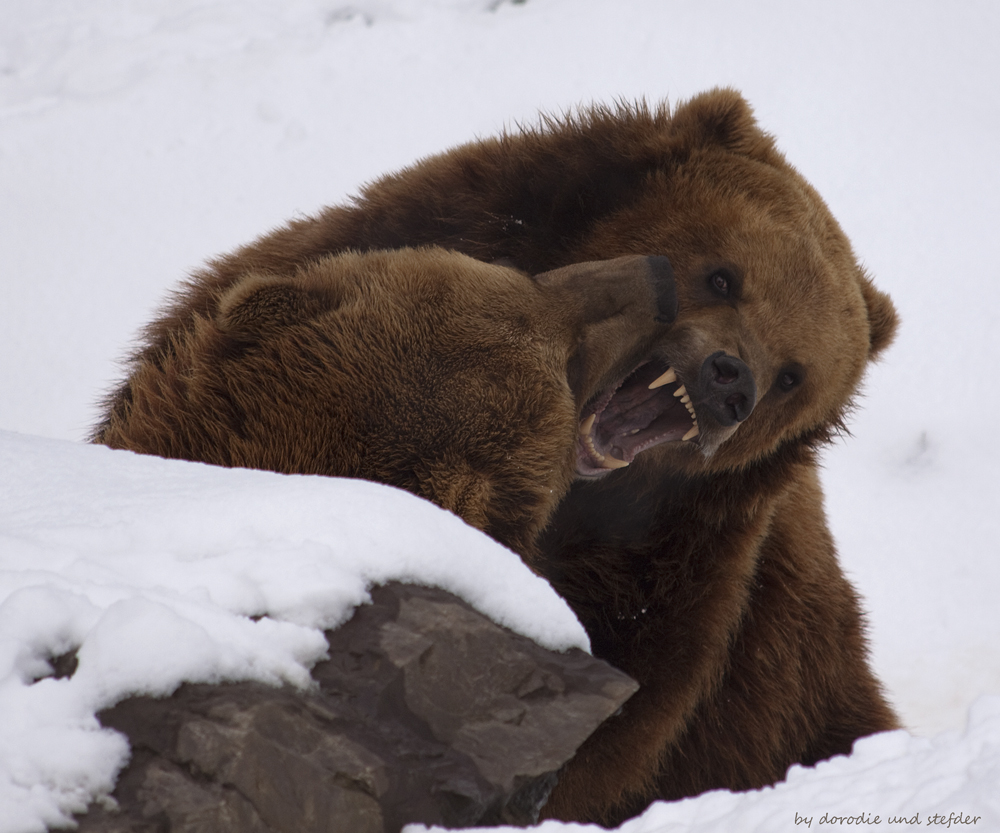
top-left (93, 87), bottom-right (900, 827)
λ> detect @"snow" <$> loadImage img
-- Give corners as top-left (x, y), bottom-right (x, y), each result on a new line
top-left (0, 430), bottom-right (586, 831)
top-left (1, 0), bottom-right (999, 831)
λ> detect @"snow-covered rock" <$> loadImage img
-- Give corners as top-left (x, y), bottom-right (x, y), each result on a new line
top-left (0, 431), bottom-right (586, 831)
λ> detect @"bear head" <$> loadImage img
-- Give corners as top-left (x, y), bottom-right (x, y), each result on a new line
top-left (564, 89), bottom-right (898, 477)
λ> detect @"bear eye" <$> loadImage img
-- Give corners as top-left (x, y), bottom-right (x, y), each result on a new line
top-left (777, 368), bottom-right (801, 392)
top-left (709, 271), bottom-right (730, 296)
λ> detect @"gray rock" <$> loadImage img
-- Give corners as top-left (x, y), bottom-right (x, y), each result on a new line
top-left (75, 583), bottom-right (637, 832)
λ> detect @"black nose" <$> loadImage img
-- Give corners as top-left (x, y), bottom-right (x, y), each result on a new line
top-left (698, 351), bottom-right (757, 426)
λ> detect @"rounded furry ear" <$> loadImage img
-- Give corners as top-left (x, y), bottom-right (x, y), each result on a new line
top-left (217, 273), bottom-right (322, 336)
top-left (670, 87), bottom-right (778, 162)
top-left (859, 270), bottom-right (898, 358)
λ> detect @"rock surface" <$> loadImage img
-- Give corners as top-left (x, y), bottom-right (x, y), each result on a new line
top-left (75, 583), bottom-right (638, 832)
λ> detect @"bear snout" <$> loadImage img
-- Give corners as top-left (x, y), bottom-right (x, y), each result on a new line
top-left (697, 351), bottom-right (757, 426)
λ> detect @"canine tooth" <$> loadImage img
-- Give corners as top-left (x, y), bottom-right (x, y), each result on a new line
top-left (682, 424), bottom-right (700, 441)
top-left (648, 367), bottom-right (677, 389)
top-left (673, 385), bottom-right (687, 398)
top-left (629, 428), bottom-right (641, 435)
top-left (605, 455), bottom-right (630, 469)
top-left (580, 413), bottom-right (596, 436)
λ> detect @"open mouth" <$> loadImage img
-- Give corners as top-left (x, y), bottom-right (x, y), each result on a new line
top-left (576, 361), bottom-right (699, 477)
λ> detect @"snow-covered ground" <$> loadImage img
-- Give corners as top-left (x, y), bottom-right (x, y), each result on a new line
top-left (1, 1), bottom-right (999, 830)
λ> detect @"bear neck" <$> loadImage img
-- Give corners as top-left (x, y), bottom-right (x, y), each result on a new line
top-left (533, 438), bottom-right (817, 662)
top-left (542, 438), bottom-right (812, 545)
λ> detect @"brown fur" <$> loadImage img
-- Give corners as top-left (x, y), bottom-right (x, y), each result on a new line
top-left (94, 88), bottom-right (900, 827)
top-left (96, 248), bottom-right (676, 557)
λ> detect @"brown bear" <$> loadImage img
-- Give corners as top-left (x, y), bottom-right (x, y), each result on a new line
top-left (93, 87), bottom-right (900, 827)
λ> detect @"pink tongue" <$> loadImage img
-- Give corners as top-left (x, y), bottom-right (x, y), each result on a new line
top-left (597, 385), bottom-right (677, 444)
top-left (596, 392), bottom-right (691, 461)
top-left (606, 411), bottom-right (692, 460)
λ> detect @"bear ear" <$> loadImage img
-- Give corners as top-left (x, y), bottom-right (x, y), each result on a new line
top-left (670, 87), bottom-right (778, 161)
top-left (859, 269), bottom-right (899, 359)
top-left (217, 273), bottom-right (322, 336)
